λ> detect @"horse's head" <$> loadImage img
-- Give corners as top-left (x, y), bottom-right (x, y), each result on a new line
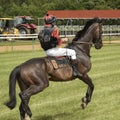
top-left (91, 18), bottom-right (103, 49)
top-left (72, 17), bottom-right (103, 49)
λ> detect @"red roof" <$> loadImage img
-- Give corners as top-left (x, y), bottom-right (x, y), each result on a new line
top-left (48, 10), bottom-right (120, 19)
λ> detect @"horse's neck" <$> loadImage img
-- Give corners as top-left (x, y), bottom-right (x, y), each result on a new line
top-left (75, 33), bottom-right (93, 57)
top-left (75, 44), bottom-right (91, 57)
top-left (70, 24), bottom-right (96, 57)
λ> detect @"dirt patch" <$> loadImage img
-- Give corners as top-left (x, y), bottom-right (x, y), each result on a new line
top-left (0, 44), bottom-right (41, 52)
top-left (103, 40), bottom-right (120, 44)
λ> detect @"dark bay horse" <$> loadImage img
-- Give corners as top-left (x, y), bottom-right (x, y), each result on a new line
top-left (5, 18), bottom-right (103, 120)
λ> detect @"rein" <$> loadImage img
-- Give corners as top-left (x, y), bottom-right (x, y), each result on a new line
top-left (72, 41), bottom-right (93, 45)
top-left (71, 41), bottom-right (92, 57)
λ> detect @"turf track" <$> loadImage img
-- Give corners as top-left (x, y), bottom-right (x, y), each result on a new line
top-left (0, 44), bottom-right (120, 120)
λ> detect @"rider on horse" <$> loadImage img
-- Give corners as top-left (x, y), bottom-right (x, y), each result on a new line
top-left (38, 14), bottom-right (82, 77)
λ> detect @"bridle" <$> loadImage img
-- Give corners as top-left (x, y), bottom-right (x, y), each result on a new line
top-left (75, 22), bottom-right (102, 46)
top-left (72, 22), bottom-right (102, 53)
top-left (93, 23), bottom-right (102, 43)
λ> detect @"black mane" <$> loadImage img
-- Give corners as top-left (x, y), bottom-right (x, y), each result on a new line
top-left (73, 17), bottom-right (100, 41)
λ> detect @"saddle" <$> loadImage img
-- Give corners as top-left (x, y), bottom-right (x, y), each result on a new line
top-left (46, 56), bottom-right (82, 78)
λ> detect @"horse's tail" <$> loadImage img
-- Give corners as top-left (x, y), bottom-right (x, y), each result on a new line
top-left (5, 66), bottom-right (20, 109)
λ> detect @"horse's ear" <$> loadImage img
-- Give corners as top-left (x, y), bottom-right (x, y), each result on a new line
top-left (97, 18), bottom-right (102, 23)
top-left (94, 17), bottom-right (102, 23)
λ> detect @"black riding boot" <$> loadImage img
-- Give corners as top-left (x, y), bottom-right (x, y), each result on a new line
top-left (72, 59), bottom-right (82, 77)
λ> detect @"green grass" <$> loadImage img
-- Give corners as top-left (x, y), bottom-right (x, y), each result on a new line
top-left (0, 44), bottom-right (120, 120)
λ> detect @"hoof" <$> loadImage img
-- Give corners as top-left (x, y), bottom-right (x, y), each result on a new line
top-left (24, 115), bottom-right (31, 120)
top-left (81, 102), bottom-right (87, 109)
top-left (82, 97), bottom-right (87, 103)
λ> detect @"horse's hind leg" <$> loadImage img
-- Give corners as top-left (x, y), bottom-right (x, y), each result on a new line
top-left (19, 95), bottom-right (31, 120)
top-left (19, 79), bottom-right (49, 119)
top-left (19, 91), bottom-right (32, 118)
top-left (79, 74), bottom-right (94, 109)
top-left (19, 102), bottom-right (26, 120)
top-left (17, 79), bottom-right (29, 120)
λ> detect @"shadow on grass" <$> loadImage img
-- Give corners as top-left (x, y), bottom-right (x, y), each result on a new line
top-left (33, 112), bottom-right (70, 120)
top-left (33, 107), bottom-right (81, 120)
top-left (4, 114), bottom-right (68, 120)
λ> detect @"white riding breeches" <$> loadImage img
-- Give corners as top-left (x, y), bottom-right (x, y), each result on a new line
top-left (45, 47), bottom-right (76, 60)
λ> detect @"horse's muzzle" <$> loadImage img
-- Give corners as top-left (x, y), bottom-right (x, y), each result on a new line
top-left (95, 43), bottom-right (103, 49)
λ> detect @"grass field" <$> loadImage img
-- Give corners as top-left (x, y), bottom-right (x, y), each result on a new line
top-left (0, 44), bottom-right (120, 120)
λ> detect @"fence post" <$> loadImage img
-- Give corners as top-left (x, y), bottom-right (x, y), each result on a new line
top-left (10, 40), bottom-right (14, 51)
top-left (32, 38), bottom-right (35, 50)
top-left (109, 35), bottom-right (111, 44)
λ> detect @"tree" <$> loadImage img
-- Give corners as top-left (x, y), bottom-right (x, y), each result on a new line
top-left (0, 0), bottom-right (119, 18)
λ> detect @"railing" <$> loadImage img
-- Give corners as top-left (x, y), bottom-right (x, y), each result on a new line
top-left (0, 33), bottom-right (120, 52)
top-left (0, 34), bottom-right (38, 40)
top-left (0, 33), bottom-right (120, 39)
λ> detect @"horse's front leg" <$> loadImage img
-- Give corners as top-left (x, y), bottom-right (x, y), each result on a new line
top-left (79, 74), bottom-right (94, 109)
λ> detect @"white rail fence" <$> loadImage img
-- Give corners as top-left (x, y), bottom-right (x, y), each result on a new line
top-left (0, 33), bottom-right (120, 40)
top-left (0, 33), bottom-right (119, 52)
top-left (0, 34), bottom-right (38, 39)
top-left (0, 24), bottom-right (119, 40)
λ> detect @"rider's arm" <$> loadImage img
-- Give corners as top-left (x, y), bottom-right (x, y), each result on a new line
top-left (52, 28), bottom-right (62, 45)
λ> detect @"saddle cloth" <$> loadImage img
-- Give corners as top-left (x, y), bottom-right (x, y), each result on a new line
top-left (47, 56), bottom-right (71, 69)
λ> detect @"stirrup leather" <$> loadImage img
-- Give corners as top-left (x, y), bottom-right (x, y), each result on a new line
top-left (71, 60), bottom-right (82, 77)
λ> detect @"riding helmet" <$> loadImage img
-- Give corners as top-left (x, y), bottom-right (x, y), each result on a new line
top-left (44, 14), bottom-right (56, 24)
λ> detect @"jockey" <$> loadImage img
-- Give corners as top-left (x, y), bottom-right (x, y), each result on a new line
top-left (38, 14), bottom-right (82, 77)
